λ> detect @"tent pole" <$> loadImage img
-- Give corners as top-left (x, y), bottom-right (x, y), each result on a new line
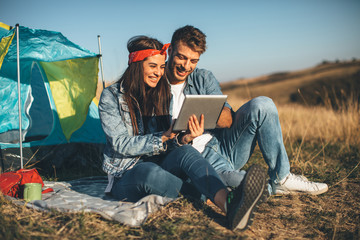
top-left (16, 24), bottom-right (24, 169)
top-left (97, 35), bottom-right (105, 89)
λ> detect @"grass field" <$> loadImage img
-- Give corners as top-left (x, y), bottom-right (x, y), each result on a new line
top-left (1, 61), bottom-right (359, 239)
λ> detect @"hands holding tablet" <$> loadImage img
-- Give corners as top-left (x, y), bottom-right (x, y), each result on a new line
top-left (161, 114), bottom-right (205, 144)
top-left (179, 114), bottom-right (204, 144)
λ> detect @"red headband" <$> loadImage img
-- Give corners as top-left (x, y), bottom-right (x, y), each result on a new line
top-left (128, 43), bottom-right (170, 65)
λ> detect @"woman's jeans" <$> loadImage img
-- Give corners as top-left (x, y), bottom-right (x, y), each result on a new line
top-left (111, 145), bottom-right (226, 202)
top-left (203, 96), bottom-right (291, 186)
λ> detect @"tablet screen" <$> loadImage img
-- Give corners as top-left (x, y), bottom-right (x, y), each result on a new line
top-left (172, 95), bottom-right (227, 131)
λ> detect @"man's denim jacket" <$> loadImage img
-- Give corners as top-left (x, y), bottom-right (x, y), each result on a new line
top-left (99, 81), bottom-right (181, 177)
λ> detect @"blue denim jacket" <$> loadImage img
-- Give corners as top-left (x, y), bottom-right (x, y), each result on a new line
top-left (99, 82), bottom-right (179, 177)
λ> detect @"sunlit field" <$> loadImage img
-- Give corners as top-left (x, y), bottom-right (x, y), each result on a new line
top-left (1, 61), bottom-right (359, 239)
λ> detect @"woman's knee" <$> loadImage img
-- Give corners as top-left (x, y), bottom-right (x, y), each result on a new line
top-left (112, 163), bottom-right (177, 201)
top-left (168, 145), bottom-right (203, 161)
top-left (136, 162), bottom-right (168, 183)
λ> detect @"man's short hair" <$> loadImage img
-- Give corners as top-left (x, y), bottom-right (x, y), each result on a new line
top-left (171, 25), bottom-right (207, 54)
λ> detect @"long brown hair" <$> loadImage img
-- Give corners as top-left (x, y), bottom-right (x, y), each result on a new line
top-left (118, 36), bottom-right (170, 135)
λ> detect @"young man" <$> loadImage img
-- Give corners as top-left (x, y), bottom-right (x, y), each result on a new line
top-left (166, 25), bottom-right (328, 196)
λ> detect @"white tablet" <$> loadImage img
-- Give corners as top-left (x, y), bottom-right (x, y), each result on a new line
top-left (172, 95), bottom-right (228, 131)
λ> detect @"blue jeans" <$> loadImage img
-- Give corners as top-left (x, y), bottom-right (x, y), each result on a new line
top-left (111, 145), bottom-right (226, 202)
top-left (203, 96), bottom-right (290, 185)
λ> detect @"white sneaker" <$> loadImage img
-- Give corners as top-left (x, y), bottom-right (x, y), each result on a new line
top-left (272, 173), bottom-right (328, 195)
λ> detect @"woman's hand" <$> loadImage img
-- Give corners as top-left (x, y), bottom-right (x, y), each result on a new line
top-left (181, 114), bottom-right (204, 144)
top-left (161, 123), bottom-right (177, 143)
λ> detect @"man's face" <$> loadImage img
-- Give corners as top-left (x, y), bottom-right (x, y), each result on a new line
top-left (166, 41), bottom-right (200, 85)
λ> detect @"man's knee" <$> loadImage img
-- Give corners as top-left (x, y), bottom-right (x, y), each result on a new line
top-left (234, 96), bottom-right (278, 123)
top-left (250, 96), bottom-right (278, 116)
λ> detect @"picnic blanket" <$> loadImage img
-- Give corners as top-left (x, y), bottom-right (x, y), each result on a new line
top-left (8, 176), bottom-right (175, 226)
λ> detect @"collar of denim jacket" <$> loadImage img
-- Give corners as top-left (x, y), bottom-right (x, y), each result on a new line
top-left (118, 81), bottom-right (125, 94)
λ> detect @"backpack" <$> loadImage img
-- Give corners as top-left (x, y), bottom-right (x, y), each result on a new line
top-left (0, 169), bottom-right (45, 198)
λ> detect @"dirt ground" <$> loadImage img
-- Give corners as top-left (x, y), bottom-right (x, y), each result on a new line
top-left (145, 179), bottom-right (360, 239)
top-left (239, 180), bottom-right (359, 239)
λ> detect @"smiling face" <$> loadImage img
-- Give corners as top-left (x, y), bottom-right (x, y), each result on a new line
top-left (166, 41), bottom-right (200, 85)
top-left (142, 54), bottom-right (166, 88)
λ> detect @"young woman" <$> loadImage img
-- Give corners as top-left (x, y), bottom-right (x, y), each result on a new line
top-left (98, 36), bottom-right (266, 230)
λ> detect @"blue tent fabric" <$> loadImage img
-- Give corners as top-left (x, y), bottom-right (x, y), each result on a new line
top-left (0, 26), bottom-right (11, 38)
top-left (4, 27), bottom-right (95, 62)
top-left (0, 25), bottom-right (105, 150)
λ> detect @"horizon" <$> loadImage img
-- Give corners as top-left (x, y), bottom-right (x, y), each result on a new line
top-left (1, 0), bottom-right (360, 83)
top-left (222, 58), bottom-right (360, 84)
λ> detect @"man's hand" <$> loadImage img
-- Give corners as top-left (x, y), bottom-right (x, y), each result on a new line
top-left (216, 107), bottom-right (233, 128)
top-left (188, 114), bottom-right (204, 138)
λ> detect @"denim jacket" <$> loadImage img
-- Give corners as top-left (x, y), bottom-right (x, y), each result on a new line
top-left (99, 82), bottom-right (180, 177)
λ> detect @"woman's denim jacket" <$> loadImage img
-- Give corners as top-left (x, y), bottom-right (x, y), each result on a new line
top-left (99, 82), bottom-right (180, 177)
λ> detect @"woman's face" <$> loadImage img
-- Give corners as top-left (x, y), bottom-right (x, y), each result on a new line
top-left (143, 54), bottom-right (166, 88)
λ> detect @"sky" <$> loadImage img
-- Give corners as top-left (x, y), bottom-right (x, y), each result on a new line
top-left (1, 0), bottom-right (360, 83)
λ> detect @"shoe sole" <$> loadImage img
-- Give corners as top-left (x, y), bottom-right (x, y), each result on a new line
top-left (274, 185), bottom-right (329, 195)
top-left (229, 165), bottom-right (267, 231)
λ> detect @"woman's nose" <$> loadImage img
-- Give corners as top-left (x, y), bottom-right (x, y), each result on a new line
top-left (154, 67), bottom-right (162, 76)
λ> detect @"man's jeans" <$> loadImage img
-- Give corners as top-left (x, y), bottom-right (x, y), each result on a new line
top-left (111, 145), bottom-right (226, 202)
top-left (203, 96), bottom-right (291, 186)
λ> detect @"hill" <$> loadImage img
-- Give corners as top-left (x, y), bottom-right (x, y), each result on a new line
top-left (220, 60), bottom-right (360, 109)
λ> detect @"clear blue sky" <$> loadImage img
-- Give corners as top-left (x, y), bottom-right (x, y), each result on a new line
top-left (1, 0), bottom-right (360, 83)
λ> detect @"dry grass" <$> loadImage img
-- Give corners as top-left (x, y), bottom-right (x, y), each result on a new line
top-left (0, 193), bottom-right (137, 240)
top-left (1, 98), bottom-right (359, 239)
top-left (227, 95), bottom-right (360, 149)
top-left (279, 103), bottom-right (360, 148)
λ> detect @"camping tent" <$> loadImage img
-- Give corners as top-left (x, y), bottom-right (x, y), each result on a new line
top-left (0, 23), bottom-right (106, 172)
